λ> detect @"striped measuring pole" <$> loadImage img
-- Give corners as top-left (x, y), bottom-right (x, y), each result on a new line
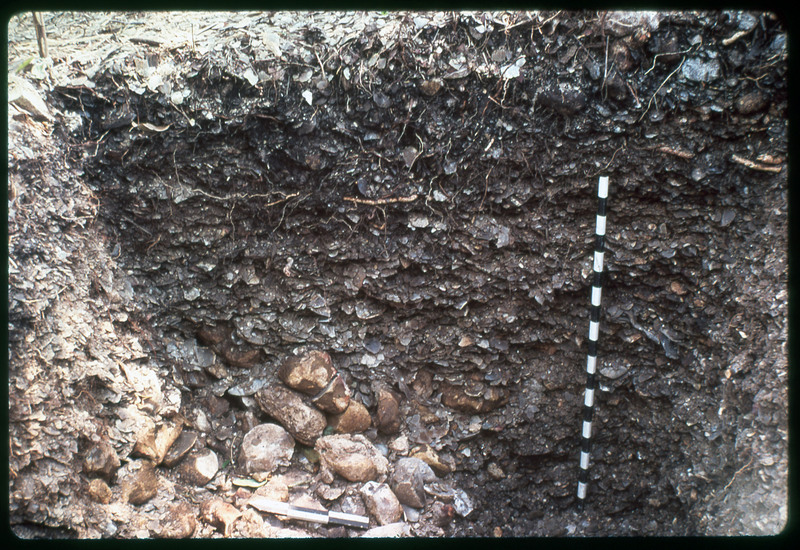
top-left (577, 175), bottom-right (609, 508)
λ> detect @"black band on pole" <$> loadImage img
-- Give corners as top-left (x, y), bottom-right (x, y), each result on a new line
top-left (577, 176), bottom-right (609, 507)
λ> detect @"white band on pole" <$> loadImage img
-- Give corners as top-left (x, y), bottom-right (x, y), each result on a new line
top-left (598, 176), bottom-right (609, 198)
top-left (595, 215), bottom-right (607, 236)
top-left (593, 251), bottom-right (604, 273)
top-left (586, 355), bottom-right (596, 374)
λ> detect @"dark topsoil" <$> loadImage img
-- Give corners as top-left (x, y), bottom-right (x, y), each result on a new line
top-left (7, 10), bottom-right (788, 538)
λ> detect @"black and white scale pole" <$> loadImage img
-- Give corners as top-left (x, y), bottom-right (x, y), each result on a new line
top-left (577, 175), bottom-right (609, 509)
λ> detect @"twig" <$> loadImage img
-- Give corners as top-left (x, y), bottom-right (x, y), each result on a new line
top-left (656, 145), bottom-right (694, 159)
top-left (722, 456), bottom-right (754, 492)
top-left (644, 47), bottom-right (694, 75)
top-left (601, 36), bottom-right (609, 99)
top-left (343, 194), bottom-right (418, 206)
top-left (722, 28), bottom-right (753, 46)
top-left (589, 140), bottom-right (626, 177)
top-left (31, 13), bottom-right (48, 58)
top-left (313, 48), bottom-right (327, 80)
top-left (129, 37), bottom-right (162, 47)
top-left (731, 154), bottom-right (783, 173)
top-left (637, 57), bottom-right (685, 123)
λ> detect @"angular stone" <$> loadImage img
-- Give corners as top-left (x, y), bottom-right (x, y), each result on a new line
top-left (375, 387), bottom-right (402, 434)
top-left (132, 423), bottom-right (159, 462)
top-left (234, 509), bottom-right (268, 538)
top-left (152, 420), bottom-right (183, 464)
top-left (163, 430), bottom-right (198, 468)
top-left (311, 373), bottom-right (350, 414)
top-left (179, 449), bottom-right (219, 486)
top-left (390, 457), bottom-right (436, 508)
top-left (9, 74), bottom-right (54, 122)
top-left (487, 462), bottom-right (505, 480)
top-left (196, 324), bottom-right (232, 347)
top-left (126, 461), bottom-right (159, 505)
top-left (254, 476), bottom-right (289, 502)
top-left (255, 384), bottom-right (326, 445)
top-left (83, 441), bottom-right (120, 479)
top-left (419, 79), bottom-right (443, 96)
top-left (441, 382), bottom-right (508, 413)
top-left (87, 478), bottom-right (112, 504)
top-left (410, 444), bottom-right (453, 475)
top-left (388, 435), bottom-right (409, 455)
top-left (204, 394), bottom-right (231, 416)
top-left (316, 483), bottom-right (347, 502)
top-left (431, 501), bottom-right (456, 527)
top-left (315, 434), bottom-right (388, 482)
top-left (238, 423), bottom-right (295, 476)
top-left (158, 502), bottom-right (197, 538)
top-left (216, 343), bottom-right (261, 368)
top-left (360, 481), bottom-right (403, 525)
top-left (361, 522), bottom-right (411, 538)
top-left (201, 498), bottom-right (241, 537)
top-left (328, 399), bottom-right (371, 433)
top-left (278, 350), bottom-right (336, 394)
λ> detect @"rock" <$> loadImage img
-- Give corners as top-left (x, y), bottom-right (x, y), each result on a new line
top-left (163, 430), bottom-right (198, 467)
top-left (233, 509), bottom-right (268, 538)
top-left (453, 487), bottom-right (474, 517)
top-left (132, 420), bottom-right (183, 465)
top-left (179, 449), bottom-right (219, 486)
top-left (131, 423), bottom-right (159, 462)
top-left (487, 462), bottom-right (505, 480)
top-left (610, 40), bottom-right (634, 72)
top-left (126, 461), bottom-right (159, 505)
top-left (375, 387), bottom-right (402, 434)
top-left (736, 91), bottom-right (769, 115)
top-left (411, 370), bottom-right (434, 400)
top-left (410, 444), bottom-right (453, 475)
top-left (388, 435), bottom-right (409, 455)
top-left (201, 498), bottom-right (241, 537)
top-left (604, 11), bottom-right (662, 36)
top-left (441, 382), bottom-right (508, 413)
top-left (361, 522), bottom-right (411, 538)
top-left (238, 423), bottom-right (295, 476)
top-left (204, 394), bottom-right (231, 416)
top-left (158, 502), bottom-right (197, 538)
top-left (232, 487), bottom-right (254, 508)
top-left (216, 342), bottom-right (262, 368)
top-left (360, 481), bottom-right (403, 525)
top-left (8, 75), bottom-right (54, 122)
top-left (311, 373), bottom-right (351, 414)
top-left (253, 476), bottom-right (290, 502)
top-left (401, 504), bottom-right (420, 522)
top-left (87, 478), bottom-right (112, 504)
top-left (316, 483), bottom-right (347, 501)
top-left (682, 57), bottom-right (721, 83)
top-left (539, 83), bottom-right (587, 116)
top-left (255, 384), bottom-right (326, 445)
top-left (278, 351), bottom-right (351, 414)
top-left (391, 457), bottom-right (436, 508)
top-left (278, 350), bottom-right (336, 394)
top-left (197, 324), bottom-right (232, 347)
top-left (153, 421), bottom-right (183, 464)
top-left (328, 399), bottom-right (372, 433)
top-left (430, 501), bottom-right (456, 527)
top-left (291, 494), bottom-right (327, 515)
top-left (315, 434), bottom-right (389, 482)
top-left (83, 441), bottom-right (121, 479)
top-left (419, 79), bottom-right (443, 96)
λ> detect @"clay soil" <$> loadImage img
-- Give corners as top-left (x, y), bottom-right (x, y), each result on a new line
top-left (7, 10), bottom-right (788, 538)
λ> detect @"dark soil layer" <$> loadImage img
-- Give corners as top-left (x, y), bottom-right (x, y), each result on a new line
top-left (8, 11), bottom-right (787, 537)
